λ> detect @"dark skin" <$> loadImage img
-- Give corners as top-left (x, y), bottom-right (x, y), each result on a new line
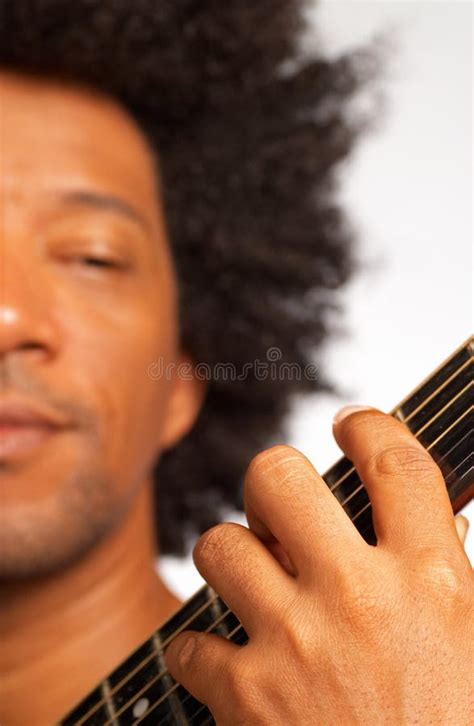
top-left (1, 71), bottom-right (472, 726)
top-left (0, 71), bottom-right (203, 724)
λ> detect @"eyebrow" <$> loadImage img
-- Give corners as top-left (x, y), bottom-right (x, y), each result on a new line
top-left (59, 189), bottom-right (150, 231)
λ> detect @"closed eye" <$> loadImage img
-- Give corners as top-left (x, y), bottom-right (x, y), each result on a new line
top-left (77, 256), bottom-right (125, 269)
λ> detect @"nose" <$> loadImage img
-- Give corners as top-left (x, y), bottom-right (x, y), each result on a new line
top-left (0, 250), bottom-right (59, 365)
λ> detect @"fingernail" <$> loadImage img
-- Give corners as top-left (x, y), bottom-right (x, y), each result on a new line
top-left (169, 634), bottom-right (197, 669)
top-left (333, 405), bottom-right (374, 426)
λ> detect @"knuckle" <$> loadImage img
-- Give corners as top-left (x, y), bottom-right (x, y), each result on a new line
top-left (368, 445), bottom-right (436, 480)
top-left (246, 445), bottom-right (305, 482)
top-left (338, 408), bottom-right (386, 438)
top-left (245, 446), bottom-right (316, 511)
top-left (226, 662), bottom-right (247, 702)
top-left (335, 565), bottom-right (391, 634)
top-left (283, 620), bottom-right (318, 666)
top-left (278, 599), bottom-right (325, 664)
top-left (193, 522), bottom-right (241, 563)
top-left (225, 660), bottom-right (267, 723)
top-left (415, 550), bottom-right (472, 600)
top-left (339, 589), bottom-right (382, 631)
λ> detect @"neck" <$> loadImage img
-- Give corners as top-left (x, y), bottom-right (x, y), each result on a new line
top-left (0, 482), bottom-right (182, 726)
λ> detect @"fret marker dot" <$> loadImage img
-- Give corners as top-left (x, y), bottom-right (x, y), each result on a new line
top-left (133, 698), bottom-right (150, 718)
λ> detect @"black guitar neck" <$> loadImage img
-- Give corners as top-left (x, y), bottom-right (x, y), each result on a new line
top-left (61, 336), bottom-right (474, 726)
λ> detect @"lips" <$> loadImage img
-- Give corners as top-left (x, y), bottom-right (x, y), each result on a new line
top-left (0, 398), bottom-right (70, 461)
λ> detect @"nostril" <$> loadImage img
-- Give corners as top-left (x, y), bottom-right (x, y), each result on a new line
top-left (0, 304), bottom-right (59, 360)
top-left (19, 342), bottom-right (44, 351)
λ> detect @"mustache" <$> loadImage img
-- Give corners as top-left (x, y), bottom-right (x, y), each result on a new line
top-left (0, 360), bottom-right (96, 429)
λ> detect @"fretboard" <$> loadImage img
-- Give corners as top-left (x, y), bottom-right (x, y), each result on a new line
top-left (60, 336), bottom-right (473, 726)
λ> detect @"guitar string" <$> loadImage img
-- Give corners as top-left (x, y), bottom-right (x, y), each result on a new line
top-left (72, 588), bottom-right (224, 725)
top-left (75, 363), bottom-right (472, 725)
top-left (183, 416), bottom-right (473, 726)
top-left (197, 715), bottom-right (214, 726)
top-left (148, 407), bottom-right (473, 726)
top-left (136, 619), bottom-right (246, 726)
top-left (75, 367), bottom-right (472, 726)
top-left (130, 401), bottom-right (473, 726)
top-left (187, 700), bottom-right (214, 725)
top-left (112, 605), bottom-right (238, 724)
top-left (79, 391), bottom-right (473, 726)
top-left (295, 360), bottom-right (471, 502)
top-left (71, 356), bottom-right (472, 725)
top-left (145, 352), bottom-right (470, 726)
top-left (156, 379), bottom-right (474, 725)
top-left (186, 423), bottom-right (473, 726)
top-left (323, 379), bottom-right (471, 511)
top-left (133, 624), bottom-right (243, 726)
top-left (122, 407), bottom-right (473, 726)
top-left (175, 432), bottom-right (474, 726)
top-left (190, 706), bottom-right (214, 726)
top-left (342, 392), bottom-right (472, 527)
top-left (383, 339), bottom-right (471, 414)
top-left (145, 427), bottom-right (474, 726)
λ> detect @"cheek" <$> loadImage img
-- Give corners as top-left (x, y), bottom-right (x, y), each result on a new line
top-left (58, 284), bottom-right (176, 486)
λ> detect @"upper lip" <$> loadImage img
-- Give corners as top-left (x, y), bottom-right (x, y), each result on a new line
top-left (0, 398), bottom-right (69, 428)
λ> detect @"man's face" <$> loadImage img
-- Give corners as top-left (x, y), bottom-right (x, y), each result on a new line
top-left (0, 71), bottom-right (187, 577)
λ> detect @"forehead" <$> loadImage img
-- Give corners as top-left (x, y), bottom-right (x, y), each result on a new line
top-left (1, 70), bottom-right (160, 219)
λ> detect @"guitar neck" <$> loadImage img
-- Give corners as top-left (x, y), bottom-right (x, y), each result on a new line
top-left (61, 335), bottom-right (474, 726)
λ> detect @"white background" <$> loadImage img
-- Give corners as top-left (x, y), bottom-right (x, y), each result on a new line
top-left (159, 0), bottom-right (473, 600)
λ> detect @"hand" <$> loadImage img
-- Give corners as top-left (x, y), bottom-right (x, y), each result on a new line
top-left (164, 407), bottom-right (474, 725)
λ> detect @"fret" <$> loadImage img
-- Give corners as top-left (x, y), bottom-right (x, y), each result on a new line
top-left (196, 714), bottom-right (215, 726)
top-left (325, 344), bottom-right (473, 544)
top-left (430, 405), bottom-right (471, 462)
top-left (439, 422), bottom-right (473, 478)
top-left (228, 621), bottom-right (249, 647)
top-left (60, 336), bottom-right (473, 726)
top-left (100, 597), bottom-right (247, 725)
top-left (151, 609), bottom-right (247, 726)
top-left (139, 607), bottom-right (246, 725)
top-left (101, 680), bottom-right (119, 726)
top-left (433, 408), bottom-right (473, 507)
top-left (402, 361), bottom-right (471, 434)
top-left (357, 414), bottom-right (474, 547)
top-left (207, 589), bottom-right (227, 636)
top-left (152, 632), bottom-right (190, 725)
top-left (61, 588), bottom-right (216, 726)
top-left (103, 587), bottom-right (227, 725)
top-left (321, 455), bottom-right (354, 490)
top-left (348, 379), bottom-right (473, 546)
top-left (210, 606), bottom-right (244, 644)
top-left (392, 407), bottom-right (406, 422)
top-left (108, 638), bottom-right (156, 692)
top-left (103, 636), bottom-right (190, 725)
top-left (416, 383), bottom-right (471, 447)
top-left (103, 588), bottom-right (220, 725)
top-left (406, 384), bottom-right (472, 475)
top-left (158, 585), bottom-right (214, 643)
top-left (106, 638), bottom-right (164, 724)
top-left (446, 448), bottom-right (473, 484)
top-left (206, 589), bottom-right (233, 638)
top-left (395, 340), bottom-right (471, 418)
top-left (188, 704), bottom-right (216, 725)
top-left (61, 686), bottom-right (109, 726)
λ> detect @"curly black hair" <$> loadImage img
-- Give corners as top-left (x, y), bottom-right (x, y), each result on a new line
top-left (0, 0), bottom-right (380, 555)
